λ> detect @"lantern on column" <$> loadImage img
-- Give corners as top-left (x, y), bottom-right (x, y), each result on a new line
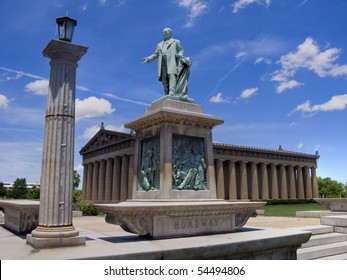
top-left (56, 16), bottom-right (77, 42)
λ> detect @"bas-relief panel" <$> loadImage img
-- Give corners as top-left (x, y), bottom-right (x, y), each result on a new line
top-left (172, 135), bottom-right (207, 190)
top-left (138, 137), bottom-right (160, 191)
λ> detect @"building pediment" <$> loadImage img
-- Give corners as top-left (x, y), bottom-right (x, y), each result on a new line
top-left (79, 128), bottom-right (134, 155)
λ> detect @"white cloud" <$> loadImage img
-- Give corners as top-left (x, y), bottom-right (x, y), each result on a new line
top-left (80, 4), bottom-right (88, 11)
top-left (232, 0), bottom-right (271, 13)
top-left (24, 79), bottom-right (49, 95)
top-left (99, 0), bottom-right (108, 6)
top-left (76, 85), bottom-right (90, 91)
top-left (272, 37), bottom-right (347, 93)
top-left (255, 57), bottom-right (272, 64)
top-left (177, 0), bottom-right (209, 28)
top-left (0, 94), bottom-right (10, 109)
top-left (76, 96), bottom-right (115, 121)
top-left (293, 94), bottom-right (347, 115)
top-left (235, 51), bottom-right (247, 60)
top-left (297, 143), bottom-right (304, 149)
top-left (209, 92), bottom-right (230, 103)
top-left (276, 80), bottom-right (303, 94)
top-left (240, 87), bottom-right (258, 99)
top-left (0, 66), bottom-right (44, 82)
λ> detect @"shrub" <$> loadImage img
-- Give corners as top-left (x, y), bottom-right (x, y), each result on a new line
top-left (79, 204), bottom-right (100, 216)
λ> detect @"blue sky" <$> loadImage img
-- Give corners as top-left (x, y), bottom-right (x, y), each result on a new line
top-left (0, 0), bottom-right (346, 186)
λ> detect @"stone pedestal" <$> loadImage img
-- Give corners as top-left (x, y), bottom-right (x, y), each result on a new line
top-left (96, 200), bottom-right (264, 239)
top-left (0, 200), bottom-right (39, 234)
top-left (125, 96), bottom-right (224, 200)
top-left (96, 97), bottom-right (265, 239)
top-left (26, 39), bottom-right (88, 248)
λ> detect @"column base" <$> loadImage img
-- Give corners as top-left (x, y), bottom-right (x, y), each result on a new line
top-left (26, 225), bottom-right (86, 248)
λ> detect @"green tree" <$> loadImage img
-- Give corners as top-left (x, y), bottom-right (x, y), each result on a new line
top-left (73, 170), bottom-right (82, 209)
top-left (10, 178), bottom-right (27, 199)
top-left (0, 182), bottom-right (7, 198)
top-left (318, 177), bottom-right (347, 198)
top-left (26, 185), bottom-right (40, 200)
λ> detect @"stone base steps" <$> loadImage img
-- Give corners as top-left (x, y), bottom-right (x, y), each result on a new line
top-left (297, 215), bottom-right (347, 260)
top-left (298, 241), bottom-right (347, 260)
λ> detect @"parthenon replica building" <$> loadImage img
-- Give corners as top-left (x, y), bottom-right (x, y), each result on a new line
top-left (79, 124), bottom-right (319, 203)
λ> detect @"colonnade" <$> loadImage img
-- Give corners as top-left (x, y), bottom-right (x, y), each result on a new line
top-left (82, 154), bottom-right (134, 203)
top-left (214, 159), bottom-right (319, 200)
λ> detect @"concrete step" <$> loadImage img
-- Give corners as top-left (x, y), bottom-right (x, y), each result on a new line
top-left (301, 232), bottom-right (347, 248)
top-left (297, 241), bottom-right (347, 260)
top-left (316, 252), bottom-right (347, 260)
top-left (335, 227), bottom-right (347, 234)
top-left (321, 215), bottom-right (347, 227)
top-left (297, 225), bottom-right (334, 235)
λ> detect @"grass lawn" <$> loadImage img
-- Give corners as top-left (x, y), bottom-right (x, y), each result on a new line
top-left (263, 203), bottom-right (326, 217)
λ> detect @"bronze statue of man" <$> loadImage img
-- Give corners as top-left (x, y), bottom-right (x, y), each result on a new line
top-left (142, 28), bottom-right (187, 97)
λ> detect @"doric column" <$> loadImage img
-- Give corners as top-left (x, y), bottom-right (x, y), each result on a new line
top-left (120, 155), bottom-right (129, 201)
top-left (228, 160), bottom-right (237, 200)
top-left (311, 167), bottom-right (319, 198)
top-left (296, 166), bottom-right (305, 199)
top-left (28, 38), bottom-right (88, 248)
top-left (97, 159), bottom-right (106, 201)
top-left (216, 159), bottom-right (225, 199)
top-left (270, 164), bottom-right (279, 199)
top-left (128, 154), bottom-right (134, 200)
top-left (260, 163), bottom-right (269, 200)
top-left (112, 156), bottom-right (121, 201)
top-left (239, 161), bottom-right (248, 199)
top-left (288, 165), bottom-right (296, 199)
top-left (304, 166), bottom-right (312, 198)
top-left (105, 158), bottom-right (113, 202)
top-left (250, 162), bottom-right (259, 200)
top-left (85, 162), bottom-right (93, 201)
top-left (279, 164), bottom-right (288, 199)
top-left (92, 161), bottom-right (99, 201)
top-left (81, 163), bottom-right (88, 201)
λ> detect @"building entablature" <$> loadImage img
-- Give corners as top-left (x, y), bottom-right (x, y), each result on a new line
top-left (213, 143), bottom-right (319, 168)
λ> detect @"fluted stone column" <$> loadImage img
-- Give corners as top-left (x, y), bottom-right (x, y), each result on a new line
top-left (112, 156), bottom-right (121, 201)
top-left (250, 162), bottom-right (259, 200)
top-left (216, 159), bottom-right (225, 199)
top-left (128, 154), bottom-right (134, 200)
top-left (82, 163), bottom-right (88, 201)
top-left (279, 164), bottom-right (288, 199)
top-left (120, 155), bottom-right (129, 201)
top-left (304, 166), bottom-right (312, 198)
top-left (97, 159), bottom-right (106, 201)
top-left (105, 158), bottom-right (113, 202)
top-left (228, 161), bottom-right (237, 200)
top-left (260, 163), bottom-right (269, 200)
top-left (239, 161), bottom-right (248, 199)
top-left (27, 39), bottom-right (88, 248)
top-left (270, 164), bottom-right (279, 199)
top-left (288, 165), bottom-right (296, 199)
top-left (92, 161), bottom-right (99, 201)
top-left (85, 162), bottom-right (93, 201)
top-left (311, 167), bottom-right (319, 198)
top-left (296, 166), bottom-right (305, 199)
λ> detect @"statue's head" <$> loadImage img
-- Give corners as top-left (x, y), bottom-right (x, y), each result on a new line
top-left (163, 28), bottom-right (172, 40)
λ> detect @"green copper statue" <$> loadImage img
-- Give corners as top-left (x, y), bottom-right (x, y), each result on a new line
top-left (142, 28), bottom-right (191, 100)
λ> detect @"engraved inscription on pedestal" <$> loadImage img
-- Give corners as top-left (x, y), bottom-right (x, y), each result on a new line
top-left (154, 214), bottom-right (235, 238)
top-left (138, 137), bottom-right (160, 191)
top-left (172, 135), bottom-right (207, 190)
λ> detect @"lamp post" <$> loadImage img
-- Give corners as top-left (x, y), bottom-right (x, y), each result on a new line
top-left (56, 16), bottom-right (77, 42)
top-left (27, 17), bottom-right (88, 248)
